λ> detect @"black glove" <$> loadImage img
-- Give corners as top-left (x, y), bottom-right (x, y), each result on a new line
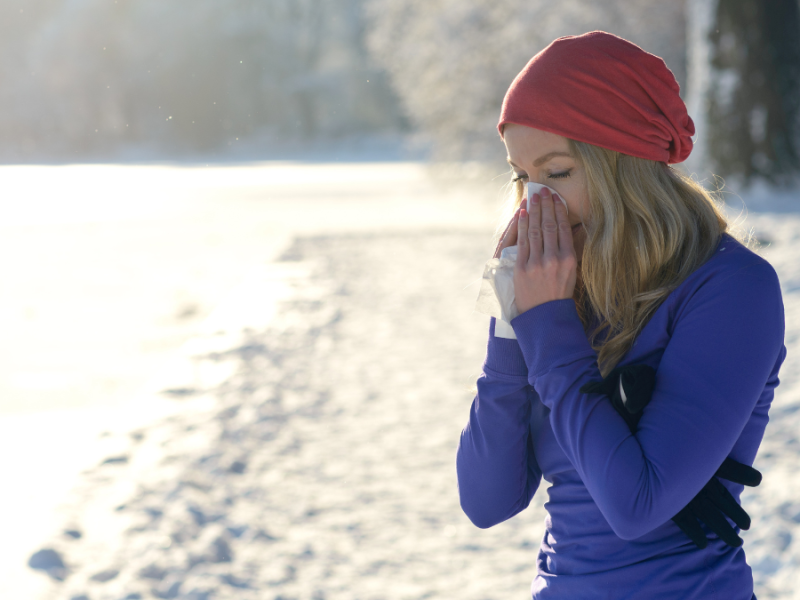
top-left (579, 364), bottom-right (761, 549)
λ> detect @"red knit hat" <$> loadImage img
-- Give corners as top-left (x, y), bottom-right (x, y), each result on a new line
top-left (498, 31), bottom-right (694, 164)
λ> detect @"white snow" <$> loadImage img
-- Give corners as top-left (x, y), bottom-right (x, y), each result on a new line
top-left (4, 162), bottom-right (799, 599)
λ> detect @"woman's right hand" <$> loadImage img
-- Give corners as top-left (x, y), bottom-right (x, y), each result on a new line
top-left (493, 199), bottom-right (525, 258)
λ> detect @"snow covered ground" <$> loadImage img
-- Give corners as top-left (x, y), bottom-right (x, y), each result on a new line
top-left (9, 163), bottom-right (800, 599)
top-left (0, 160), bottom-right (497, 599)
top-left (721, 190), bottom-right (800, 598)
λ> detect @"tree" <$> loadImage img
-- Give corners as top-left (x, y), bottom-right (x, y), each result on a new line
top-left (706, 0), bottom-right (800, 185)
top-left (364, 0), bottom-right (687, 162)
top-left (0, 0), bottom-right (405, 161)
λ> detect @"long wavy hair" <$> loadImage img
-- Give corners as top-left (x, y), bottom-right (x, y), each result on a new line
top-left (494, 139), bottom-right (749, 377)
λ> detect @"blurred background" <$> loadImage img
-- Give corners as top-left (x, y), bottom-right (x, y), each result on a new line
top-left (0, 0), bottom-right (798, 178)
top-left (3, 1), bottom-right (800, 599)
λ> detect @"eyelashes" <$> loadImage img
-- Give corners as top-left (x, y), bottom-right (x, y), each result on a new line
top-left (511, 170), bottom-right (572, 183)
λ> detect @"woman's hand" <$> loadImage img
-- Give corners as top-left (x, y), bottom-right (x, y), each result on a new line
top-left (514, 188), bottom-right (577, 314)
top-left (493, 208), bottom-right (521, 258)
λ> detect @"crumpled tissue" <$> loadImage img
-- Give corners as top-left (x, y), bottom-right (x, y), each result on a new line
top-left (474, 182), bottom-right (568, 339)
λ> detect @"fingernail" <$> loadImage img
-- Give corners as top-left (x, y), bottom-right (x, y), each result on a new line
top-left (531, 194), bottom-right (539, 204)
top-left (520, 208), bottom-right (527, 217)
top-left (541, 188), bottom-right (551, 197)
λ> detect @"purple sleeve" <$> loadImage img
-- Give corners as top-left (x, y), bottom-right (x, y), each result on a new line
top-left (511, 262), bottom-right (786, 540)
top-left (456, 318), bottom-right (543, 529)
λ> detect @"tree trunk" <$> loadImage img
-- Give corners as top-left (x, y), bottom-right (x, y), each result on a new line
top-left (706, 0), bottom-right (800, 185)
top-left (684, 0), bottom-right (717, 181)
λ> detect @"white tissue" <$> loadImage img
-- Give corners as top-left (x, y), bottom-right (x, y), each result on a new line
top-left (527, 182), bottom-right (568, 213)
top-left (474, 182), bottom-right (566, 340)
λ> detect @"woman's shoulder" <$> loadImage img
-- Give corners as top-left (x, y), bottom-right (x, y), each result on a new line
top-left (687, 232), bottom-right (781, 290)
top-left (665, 232), bottom-right (784, 324)
top-left (664, 230), bottom-right (786, 364)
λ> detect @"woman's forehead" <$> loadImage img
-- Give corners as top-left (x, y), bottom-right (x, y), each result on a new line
top-left (504, 125), bottom-right (572, 167)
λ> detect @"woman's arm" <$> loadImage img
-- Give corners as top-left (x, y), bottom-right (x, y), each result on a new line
top-left (456, 317), bottom-right (543, 529)
top-left (511, 261), bottom-right (786, 540)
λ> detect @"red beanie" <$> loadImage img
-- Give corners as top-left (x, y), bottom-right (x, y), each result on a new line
top-left (498, 31), bottom-right (694, 164)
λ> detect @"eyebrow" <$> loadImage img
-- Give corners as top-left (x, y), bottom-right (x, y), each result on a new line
top-left (507, 151), bottom-right (573, 169)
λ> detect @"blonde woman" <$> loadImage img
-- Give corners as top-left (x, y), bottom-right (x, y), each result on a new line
top-left (456, 32), bottom-right (786, 599)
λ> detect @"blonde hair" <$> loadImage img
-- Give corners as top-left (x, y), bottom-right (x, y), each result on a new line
top-left (495, 140), bottom-right (745, 377)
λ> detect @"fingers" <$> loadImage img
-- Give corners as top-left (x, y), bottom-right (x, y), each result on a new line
top-left (517, 203), bottom-right (530, 266)
top-left (554, 193), bottom-right (575, 256)
top-left (526, 192), bottom-right (542, 261)
top-left (705, 478), bottom-right (752, 530)
top-left (671, 509), bottom-right (708, 549)
top-left (691, 493), bottom-right (743, 547)
top-left (528, 189), bottom-right (572, 261)
top-left (494, 208), bottom-right (521, 258)
top-left (512, 189), bottom-right (578, 313)
top-left (716, 457), bottom-right (762, 487)
top-left (538, 189), bottom-right (558, 258)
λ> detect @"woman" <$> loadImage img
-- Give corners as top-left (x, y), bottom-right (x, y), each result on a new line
top-left (456, 32), bottom-right (786, 599)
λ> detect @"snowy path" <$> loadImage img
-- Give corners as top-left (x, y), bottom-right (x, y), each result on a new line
top-left (27, 206), bottom-right (800, 600)
top-left (0, 161), bottom-right (497, 599)
top-left (732, 212), bottom-right (800, 598)
top-left (33, 230), bottom-right (550, 600)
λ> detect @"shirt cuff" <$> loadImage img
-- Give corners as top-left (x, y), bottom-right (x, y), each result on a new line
top-left (511, 299), bottom-right (597, 379)
top-left (484, 317), bottom-right (528, 376)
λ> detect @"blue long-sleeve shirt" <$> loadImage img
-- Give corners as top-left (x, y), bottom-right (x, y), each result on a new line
top-left (457, 233), bottom-right (786, 599)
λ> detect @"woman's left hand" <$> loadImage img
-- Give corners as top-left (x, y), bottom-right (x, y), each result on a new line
top-left (514, 187), bottom-right (578, 315)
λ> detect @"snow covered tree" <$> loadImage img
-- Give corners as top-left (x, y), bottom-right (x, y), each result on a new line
top-left (364, 0), bottom-right (687, 162)
top-left (0, 0), bottom-right (405, 160)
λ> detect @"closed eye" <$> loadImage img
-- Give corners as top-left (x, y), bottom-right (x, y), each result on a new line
top-left (512, 170), bottom-right (571, 183)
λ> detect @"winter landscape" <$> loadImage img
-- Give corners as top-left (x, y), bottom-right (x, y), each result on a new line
top-left (2, 161), bottom-right (797, 600)
top-left (3, 0), bottom-right (800, 598)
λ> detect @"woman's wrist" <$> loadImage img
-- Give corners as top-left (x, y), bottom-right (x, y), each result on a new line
top-left (485, 317), bottom-right (528, 376)
top-left (511, 299), bottom-right (594, 382)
